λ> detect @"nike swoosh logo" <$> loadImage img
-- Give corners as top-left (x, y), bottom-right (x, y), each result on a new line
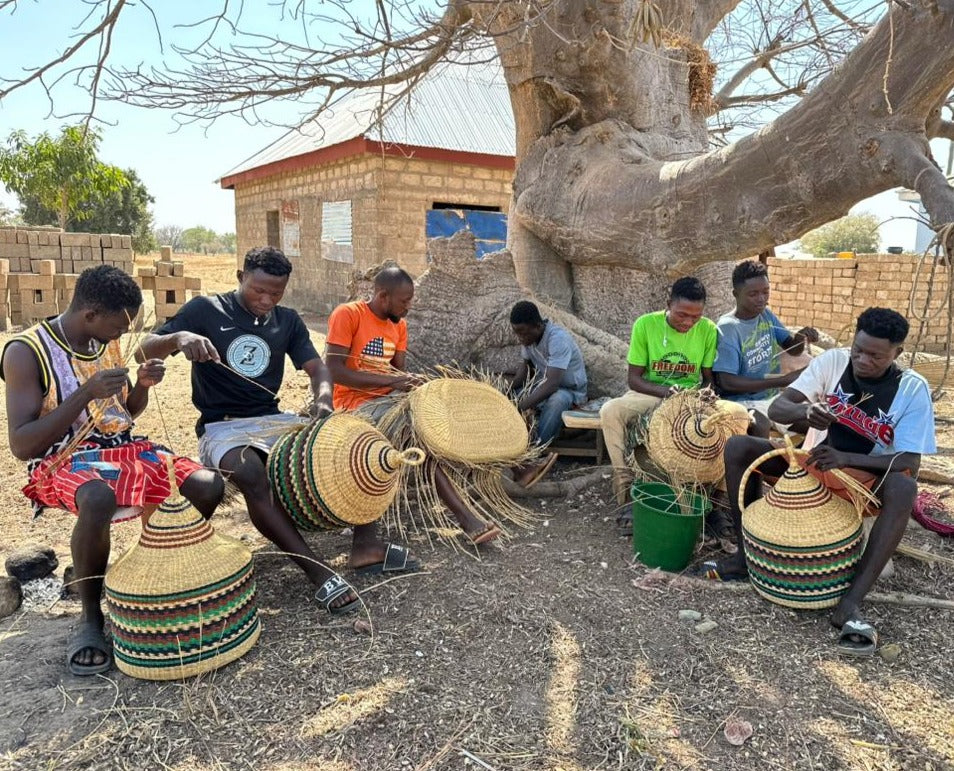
top-left (220, 326), bottom-right (235, 331)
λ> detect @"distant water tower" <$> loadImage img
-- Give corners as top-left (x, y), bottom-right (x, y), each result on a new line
top-left (896, 189), bottom-right (936, 253)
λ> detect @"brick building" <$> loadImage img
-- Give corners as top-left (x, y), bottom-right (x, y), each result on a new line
top-left (219, 63), bottom-right (516, 313)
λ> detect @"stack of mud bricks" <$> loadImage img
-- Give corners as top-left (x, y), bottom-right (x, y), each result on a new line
top-left (138, 247), bottom-right (201, 324)
top-left (5, 259), bottom-right (58, 328)
top-left (768, 254), bottom-right (951, 354)
top-left (0, 226), bottom-right (133, 274)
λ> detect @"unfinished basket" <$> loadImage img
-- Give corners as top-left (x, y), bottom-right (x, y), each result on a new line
top-left (105, 470), bottom-right (261, 680)
top-left (740, 442), bottom-right (872, 610)
top-left (646, 391), bottom-right (751, 484)
top-left (407, 378), bottom-right (529, 463)
top-left (267, 412), bottom-right (425, 531)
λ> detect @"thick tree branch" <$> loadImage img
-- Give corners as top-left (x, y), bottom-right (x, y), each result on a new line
top-left (514, 0), bottom-right (954, 273)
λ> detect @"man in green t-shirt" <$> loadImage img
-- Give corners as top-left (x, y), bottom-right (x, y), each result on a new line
top-left (600, 277), bottom-right (718, 505)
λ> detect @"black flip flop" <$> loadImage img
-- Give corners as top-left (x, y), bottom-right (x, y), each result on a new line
top-left (353, 543), bottom-right (421, 576)
top-left (689, 560), bottom-right (749, 582)
top-left (66, 621), bottom-right (113, 676)
top-left (315, 574), bottom-right (360, 615)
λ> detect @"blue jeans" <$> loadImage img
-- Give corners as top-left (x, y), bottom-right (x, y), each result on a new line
top-left (534, 388), bottom-right (576, 445)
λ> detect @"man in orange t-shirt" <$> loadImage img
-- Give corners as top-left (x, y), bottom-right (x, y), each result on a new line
top-left (328, 266), bottom-right (512, 544)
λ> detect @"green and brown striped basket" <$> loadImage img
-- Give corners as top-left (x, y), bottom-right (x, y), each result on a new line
top-left (105, 492), bottom-right (261, 681)
top-left (266, 412), bottom-right (425, 531)
top-left (740, 443), bottom-right (868, 610)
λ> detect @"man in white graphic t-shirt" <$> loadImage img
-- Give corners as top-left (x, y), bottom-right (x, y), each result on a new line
top-left (695, 308), bottom-right (935, 656)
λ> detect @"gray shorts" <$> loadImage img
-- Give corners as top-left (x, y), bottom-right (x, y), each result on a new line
top-left (198, 414), bottom-right (309, 470)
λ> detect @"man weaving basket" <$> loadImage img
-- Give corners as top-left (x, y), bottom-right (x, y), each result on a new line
top-left (326, 267), bottom-right (556, 545)
top-left (141, 247), bottom-right (417, 616)
top-left (1, 266), bottom-right (225, 675)
top-left (698, 308), bottom-right (936, 656)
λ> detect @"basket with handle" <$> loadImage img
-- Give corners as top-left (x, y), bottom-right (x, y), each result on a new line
top-left (105, 456), bottom-right (261, 680)
top-left (739, 438), bottom-right (877, 610)
top-left (266, 411), bottom-right (425, 531)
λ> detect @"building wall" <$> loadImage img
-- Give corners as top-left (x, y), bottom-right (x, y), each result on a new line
top-left (231, 151), bottom-right (513, 315)
top-left (768, 254), bottom-right (950, 353)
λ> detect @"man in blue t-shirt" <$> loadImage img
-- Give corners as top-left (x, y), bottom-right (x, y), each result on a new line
top-left (714, 260), bottom-right (817, 436)
top-left (698, 308), bottom-right (935, 656)
top-left (509, 301), bottom-right (588, 445)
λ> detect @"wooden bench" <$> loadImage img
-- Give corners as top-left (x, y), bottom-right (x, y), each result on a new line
top-left (550, 409), bottom-right (605, 464)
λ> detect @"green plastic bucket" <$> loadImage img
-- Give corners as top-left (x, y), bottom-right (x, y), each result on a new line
top-left (631, 482), bottom-right (708, 572)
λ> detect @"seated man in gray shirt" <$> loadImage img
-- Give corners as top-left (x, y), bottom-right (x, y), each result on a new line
top-left (509, 301), bottom-right (588, 445)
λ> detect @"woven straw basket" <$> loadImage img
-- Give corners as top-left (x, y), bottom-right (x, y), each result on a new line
top-left (105, 485), bottom-right (261, 680)
top-left (740, 443), bottom-right (870, 610)
top-left (647, 392), bottom-right (752, 483)
top-left (267, 412), bottom-right (425, 531)
top-left (407, 378), bottom-right (529, 464)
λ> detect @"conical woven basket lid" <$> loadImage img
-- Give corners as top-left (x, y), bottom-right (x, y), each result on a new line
top-left (742, 457), bottom-right (862, 547)
top-left (408, 378), bottom-right (529, 463)
top-left (647, 393), bottom-right (751, 483)
top-left (105, 462), bottom-right (260, 680)
top-left (299, 412), bottom-right (425, 526)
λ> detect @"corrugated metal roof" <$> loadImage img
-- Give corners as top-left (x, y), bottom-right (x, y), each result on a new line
top-left (221, 60), bottom-right (515, 179)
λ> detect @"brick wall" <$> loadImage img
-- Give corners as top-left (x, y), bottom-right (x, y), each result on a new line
top-left (231, 151), bottom-right (512, 315)
top-left (0, 226), bottom-right (134, 274)
top-left (768, 254), bottom-right (950, 353)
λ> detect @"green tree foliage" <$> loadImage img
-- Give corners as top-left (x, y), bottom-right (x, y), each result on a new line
top-left (180, 225), bottom-right (220, 254)
top-left (220, 232), bottom-right (237, 253)
top-left (21, 168), bottom-right (156, 253)
top-left (0, 126), bottom-right (128, 230)
top-left (799, 213), bottom-right (881, 258)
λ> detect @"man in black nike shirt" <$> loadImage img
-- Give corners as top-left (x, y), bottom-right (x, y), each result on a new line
top-left (141, 247), bottom-right (418, 615)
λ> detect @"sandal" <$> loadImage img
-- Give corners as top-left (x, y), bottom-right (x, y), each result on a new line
top-left (315, 574), bottom-right (360, 615)
top-left (837, 618), bottom-right (879, 657)
top-left (66, 621), bottom-right (113, 676)
top-left (689, 559), bottom-right (749, 582)
top-left (353, 543), bottom-right (421, 576)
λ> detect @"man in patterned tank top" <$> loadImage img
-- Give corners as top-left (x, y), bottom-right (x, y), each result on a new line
top-left (1, 266), bottom-right (224, 676)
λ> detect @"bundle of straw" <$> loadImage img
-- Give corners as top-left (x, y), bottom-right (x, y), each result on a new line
top-left (375, 370), bottom-right (544, 544)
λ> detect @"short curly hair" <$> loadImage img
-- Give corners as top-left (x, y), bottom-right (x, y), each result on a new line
top-left (244, 246), bottom-right (292, 277)
top-left (670, 276), bottom-right (707, 303)
top-left (71, 265), bottom-right (142, 314)
top-left (732, 260), bottom-right (769, 289)
top-left (510, 300), bottom-right (544, 326)
top-left (856, 307), bottom-right (909, 344)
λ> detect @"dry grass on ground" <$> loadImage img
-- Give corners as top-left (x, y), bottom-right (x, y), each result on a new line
top-left (1, 256), bottom-right (953, 770)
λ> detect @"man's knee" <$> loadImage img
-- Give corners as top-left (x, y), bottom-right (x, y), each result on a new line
top-left (221, 448), bottom-right (269, 495)
top-left (724, 435), bottom-right (768, 471)
top-left (181, 469), bottom-right (225, 510)
top-left (74, 480), bottom-right (116, 524)
top-left (599, 397), bottom-right (625, 425)
top-left (880, 472), bottom-right (917, 513)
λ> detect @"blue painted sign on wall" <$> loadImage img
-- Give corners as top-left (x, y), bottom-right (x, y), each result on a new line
top-left (425, 209), bottom-right (507, 258)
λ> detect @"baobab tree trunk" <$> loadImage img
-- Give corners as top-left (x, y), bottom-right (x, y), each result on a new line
top-left (406, 0), bottom-right (954, 386)
top-left (467, 0), bottom-right (954, 331)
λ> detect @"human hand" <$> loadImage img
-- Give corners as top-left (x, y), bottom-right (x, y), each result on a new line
top-left (177, 332), bottom-right (220, 363)
top-left (391, 373), bottom-right (424, 392)
top-left (83, 368), bottom-right (129, 400)
top-left (795, 327), bottom-right (820, 345)
top-left (807, 445), bottom-right (849, 471)
top-left (136, 359), bottom-right (166, 388)
top-left (805, 400), bottom-right (837, 430)
top-left (314, 395), bottom-right (334, 418)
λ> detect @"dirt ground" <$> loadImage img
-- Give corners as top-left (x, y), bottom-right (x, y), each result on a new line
top-left (1, 254), bottom-right (954, 770)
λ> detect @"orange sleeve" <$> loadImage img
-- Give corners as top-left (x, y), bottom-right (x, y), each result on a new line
top-left (396, 320), bottom-right (408, 352)
top-left (326, 304), bottom-right (358, 349)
